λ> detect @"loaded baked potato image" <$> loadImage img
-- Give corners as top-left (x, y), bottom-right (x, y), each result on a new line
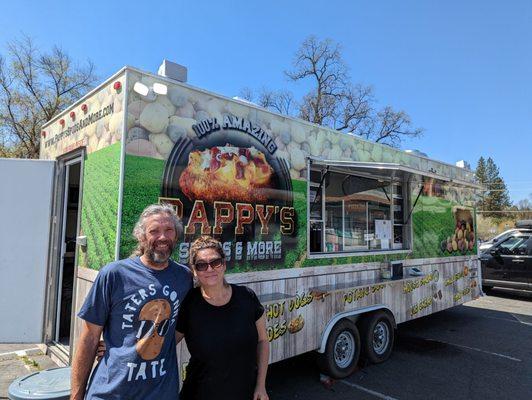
top-left (179, 145), bottom-right (273, 203)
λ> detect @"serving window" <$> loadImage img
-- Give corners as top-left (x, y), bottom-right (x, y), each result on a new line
top-left (309, 164), bottom-right (411, 256)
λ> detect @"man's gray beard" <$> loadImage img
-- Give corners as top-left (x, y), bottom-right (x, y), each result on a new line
top-left (145, 244), bottom-right (175, 265)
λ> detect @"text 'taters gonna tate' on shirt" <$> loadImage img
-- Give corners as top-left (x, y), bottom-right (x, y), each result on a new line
top-left (176, 284), bottom-right (265, 400)
top-left (78, 257), bottom-right (192, 400)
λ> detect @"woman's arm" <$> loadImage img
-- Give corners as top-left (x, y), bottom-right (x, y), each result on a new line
top-left (254, 313), bottom-right (269, 400)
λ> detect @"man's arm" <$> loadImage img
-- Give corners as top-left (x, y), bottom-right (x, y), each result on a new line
top-left (71, 320), bottom-right (103, 400)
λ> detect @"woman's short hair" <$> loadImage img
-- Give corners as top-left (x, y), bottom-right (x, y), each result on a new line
top-left (189, 235), bottom-right (226, 267)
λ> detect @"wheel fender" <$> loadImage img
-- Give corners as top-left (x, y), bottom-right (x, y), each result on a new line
top-left (317, 305), bottom-right (395, 354)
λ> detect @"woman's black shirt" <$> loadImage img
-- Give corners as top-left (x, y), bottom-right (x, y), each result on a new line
top-left (176, 284), bottom-right (265, 400)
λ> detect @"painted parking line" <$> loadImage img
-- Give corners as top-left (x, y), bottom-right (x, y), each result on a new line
top-left (428, 339), bottom-right (522, 362)
top-left (511, 314), bottom-right (532, 326)
top-left (340, 380), bottom-right (399, 400)
top-left (479, 315), bottom-right (522, 324)
top-left (478, 314), bottom-right (532, 326)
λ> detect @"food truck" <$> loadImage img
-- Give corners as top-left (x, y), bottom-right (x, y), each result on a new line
top-left (37, 61), bottom-right (482, 378)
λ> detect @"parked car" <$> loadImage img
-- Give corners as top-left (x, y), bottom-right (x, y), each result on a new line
top-left (479, 229), bottom-right (521, 252)
top-left (478, 221), bottom-right (532, 253)
top-left (480, 231), bottom-right (532, 292)
top-left (515, 220), bottom-right (532, 229)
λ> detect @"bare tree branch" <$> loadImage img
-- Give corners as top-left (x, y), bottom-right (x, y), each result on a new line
top-left (241, 36), bottom-right (423, 147)
top-left (257, 88), bottom-right (295, 115)
top-left (239, 87), bottom-right (296, 116)
top-left (0, 35), bottom-right (97, 158)
top-left (371, 106), bottom-right (423, 147)
top-left (238, 87), bottom-right (254, 102)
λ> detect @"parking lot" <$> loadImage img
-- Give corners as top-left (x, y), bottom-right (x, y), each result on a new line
top-left (267, 291), bottom-right (532, 400)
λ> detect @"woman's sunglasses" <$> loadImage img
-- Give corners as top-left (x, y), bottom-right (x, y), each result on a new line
top-left (194, 257), bottom-right (224, 272)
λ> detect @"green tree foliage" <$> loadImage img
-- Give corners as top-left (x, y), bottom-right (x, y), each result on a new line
top-left (476, 156), bottom-right (512, 218)
top-left (475, 157), bottom-right (487, 210)
top-left (0, 36), bottom-right (96, 158)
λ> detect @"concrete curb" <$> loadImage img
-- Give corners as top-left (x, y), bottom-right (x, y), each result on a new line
top-left (0, 348), bottom-right (43, 362)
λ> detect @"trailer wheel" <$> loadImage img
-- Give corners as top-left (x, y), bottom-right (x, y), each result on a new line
top-left (317, 319), bottom-right (360, 379)
top-left (360, 311), bottom-right (395, 364)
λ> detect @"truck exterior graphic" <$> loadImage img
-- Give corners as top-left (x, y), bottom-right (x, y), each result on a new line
top-left (38, 65), bottom-right (481, 377)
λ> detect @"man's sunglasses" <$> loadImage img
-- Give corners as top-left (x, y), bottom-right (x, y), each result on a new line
top-left (194, 257), bottom-right (224, 272)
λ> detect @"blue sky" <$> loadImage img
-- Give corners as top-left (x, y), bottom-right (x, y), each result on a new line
top-left (2, 0), bottom-right (531, 202)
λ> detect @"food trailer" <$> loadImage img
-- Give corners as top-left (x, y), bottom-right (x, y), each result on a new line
top-left (38, 62), bottom-right (481, 377)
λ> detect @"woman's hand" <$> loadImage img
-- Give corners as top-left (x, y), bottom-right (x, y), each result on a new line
top-left (95, 340), bottom-right (106, 361)
top-left (253, 385), bottom-right (269, 400)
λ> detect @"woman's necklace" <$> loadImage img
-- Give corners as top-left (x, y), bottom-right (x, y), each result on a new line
top-left (202, 284), bottom-right (232, 306)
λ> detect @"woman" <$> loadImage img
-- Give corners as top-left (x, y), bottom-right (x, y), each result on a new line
top-left (176, 236), bottom-right (269, 400)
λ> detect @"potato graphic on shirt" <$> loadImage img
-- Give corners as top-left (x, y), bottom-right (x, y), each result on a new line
top-left (136, 299), bottom-right (171, 360)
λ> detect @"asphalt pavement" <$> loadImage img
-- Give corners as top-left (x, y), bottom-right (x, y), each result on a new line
top-left (0, 291), bottom-right (529, 399)
top-left (267, 291), bottom-right (532, 400)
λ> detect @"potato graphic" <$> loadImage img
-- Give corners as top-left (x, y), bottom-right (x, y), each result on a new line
top-left (452, 240), bottom-right (458, 251)
top-left (288, 315), bottom-right (305, 334)
top-left (311, 290), bottom-right (330, 302)
top-left (457, 229), bottom-right (464, 240)
top-left (136, 299), bottom-right (171, 361)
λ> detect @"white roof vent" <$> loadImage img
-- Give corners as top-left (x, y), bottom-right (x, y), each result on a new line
top-left (158, 60), bottom-right (187, 83)
top-left (404, 149), bottom-right (428, 158)
top-left (232, 96), bottom-right (258, 106)
top-left (455, 160), bottom-right (471, 170)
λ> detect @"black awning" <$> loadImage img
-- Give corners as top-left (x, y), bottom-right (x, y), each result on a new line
top-left (309, 158), bottom-right (483, 190)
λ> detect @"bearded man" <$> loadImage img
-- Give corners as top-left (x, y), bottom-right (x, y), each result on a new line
top-left (71, 204), bottom-right (192, 399)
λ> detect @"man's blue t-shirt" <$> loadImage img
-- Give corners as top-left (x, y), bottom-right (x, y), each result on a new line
top-left (78, 257), bottom-right (192, 400)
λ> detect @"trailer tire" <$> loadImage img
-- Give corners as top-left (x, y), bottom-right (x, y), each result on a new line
top-left (317, 319), bottom-right (360, 379)
top-left (360, 311), bottom-right (395, 364)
